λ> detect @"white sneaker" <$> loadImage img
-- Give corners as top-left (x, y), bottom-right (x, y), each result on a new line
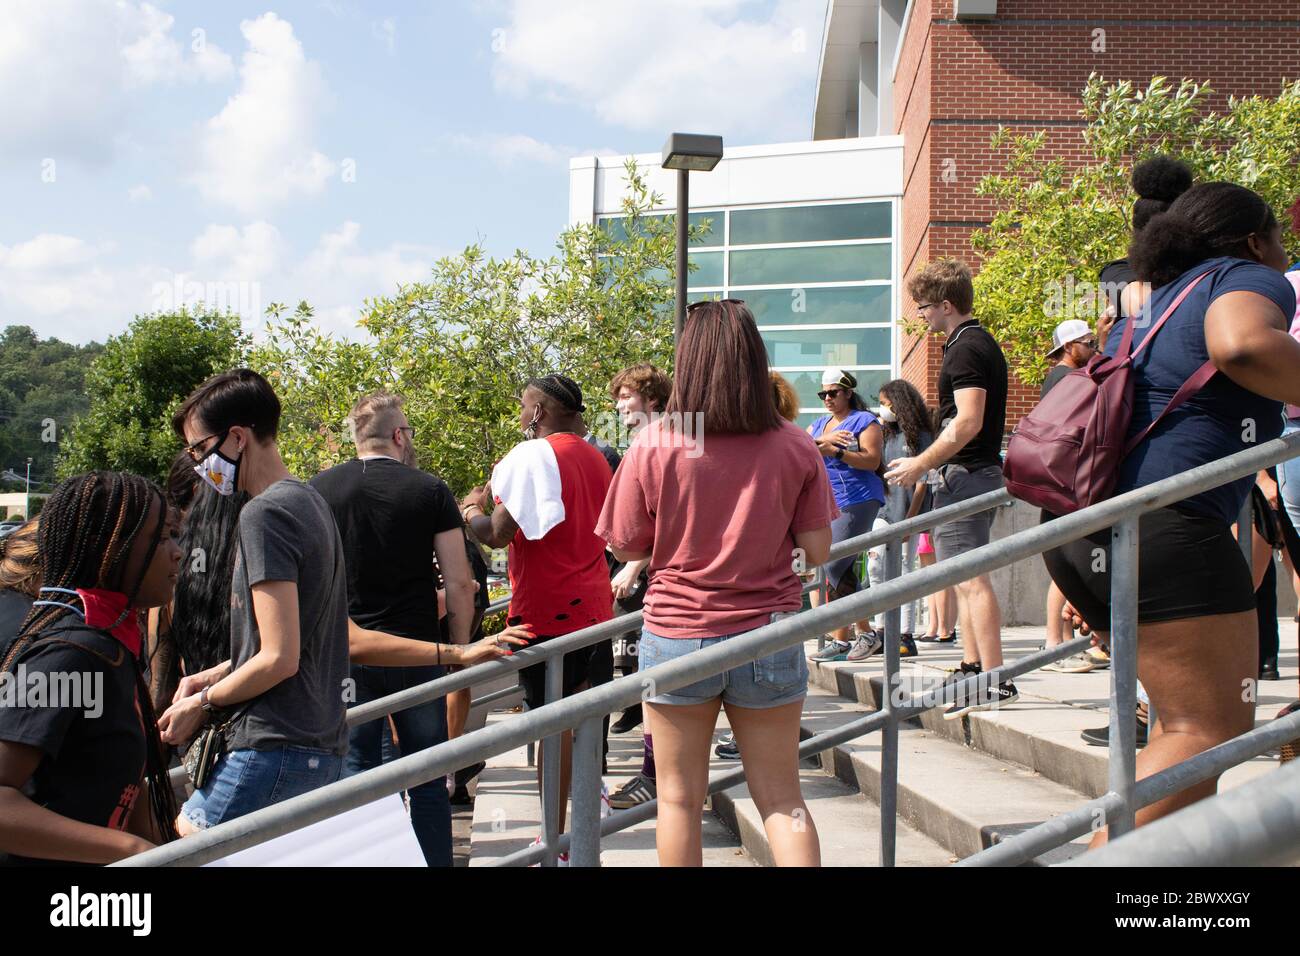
top-left (1043, 652), bottom-right (1096, 674)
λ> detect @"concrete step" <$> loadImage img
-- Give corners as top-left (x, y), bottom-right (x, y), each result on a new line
top-left (467, 710), bottom-right (752, 867)
top-left (799, 683), bottom-right (1090, 863)
top-left (807, 625), bottom-right (1297, 800)
top-left (706, 704), bottom-right (953, 867)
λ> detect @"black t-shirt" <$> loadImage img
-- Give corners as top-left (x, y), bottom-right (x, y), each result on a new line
top-left (1099, 258), bottom-right (1139, 319)
top-left (585, 433), bottom-right (622, 474)
top-left (310, 457), bottom-right (463, 641)
top-left (1040, 363), bottom-right (1072, 399)
top-left (0, 589), bottom-right (33, 663)
top-left (937, 320), bottom-right (1008, 469)
top-left (0, 622), bottom-right (146, 866)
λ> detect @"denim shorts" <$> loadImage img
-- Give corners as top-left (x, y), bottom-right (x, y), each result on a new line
top-left (637, 626), bottom-right (808, 709)
top-left (181, 745), bottom-right (343, 830)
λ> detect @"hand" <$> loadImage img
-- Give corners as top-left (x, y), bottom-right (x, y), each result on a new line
top-left (1258, 475), bottom-right (1280, 510)
top-left (158, 694), bottom-right (207, 747)
top-left (816, 430), bottom-right (852, 455)
top-left (1097, 303), bottom-right (1117, 351)
top-left (885, 456), bottom-right (926, 488)
top-left (611, 563), bottom-right (640, 600)
top-left (461, 486), bottom-right (490, 513)
top-left (1061, 600), bottom-right (1097, 640)
top-left (172, 666), bottom-right (220, 704)
top-left (461, 625), bottom-right (533, 665)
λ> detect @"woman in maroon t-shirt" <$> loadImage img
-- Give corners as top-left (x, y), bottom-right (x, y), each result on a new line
top-left (598, 300), bottom-right (837, 867)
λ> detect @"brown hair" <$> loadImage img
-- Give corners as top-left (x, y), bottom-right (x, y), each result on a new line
top-left (346, 391), bottom-right (407, 447)
top-left (907, 259), bottom-right (974, 316)
top-left (665, 300), bottom-right (782, 434)
top-left (770, 371), bottom-right (799, 422)
top-left (608, 363), bottom-right (672, 412)
top-left (0, 516), bottom-right (41, 598)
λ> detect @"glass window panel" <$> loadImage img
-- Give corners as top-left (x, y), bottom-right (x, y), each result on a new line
top-left (762, 327), bottom-right (891, 368)
top-left (597, 212), bottom-right (721, 247)
top-left (742, 286), bottom-right (891, 327)
top-left (730, 244), bottom-right (891, 286)
top-left (642, 250), bottom-right (723, 288)
top-left (779, 369), bottom-right (892, 410)
top-left (730, 202), bottom-right (890, 245)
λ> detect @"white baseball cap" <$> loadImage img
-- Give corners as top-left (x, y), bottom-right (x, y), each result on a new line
top-left (1049, 319), bottom-right (1093, 358)
top-left (821, 367), bottom-right (857, 389)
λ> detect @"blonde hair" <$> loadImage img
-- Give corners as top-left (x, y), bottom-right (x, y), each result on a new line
top-left (0, 516), bottom-right (40, 598)
top-left (907, 258), bottom-right (974, 315)
top-left (346, 391), bottom-right (407, 448)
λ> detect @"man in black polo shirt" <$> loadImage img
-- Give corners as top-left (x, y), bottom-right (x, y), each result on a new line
top-left (886, 258), bottom-right (1014, 717)
top-left (310, 391), bottom-right (476, 866)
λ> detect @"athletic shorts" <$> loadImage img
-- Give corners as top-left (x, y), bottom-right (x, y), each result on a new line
top-left (519, 634), bottom-right (597, 711)
top-left (1041, 504), bottom-right (1255, 630)
top-left (932, 463), bottom-right (1004, 562)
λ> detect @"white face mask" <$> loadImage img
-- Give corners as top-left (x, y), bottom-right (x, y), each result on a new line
top-left (193, 442), bottom-right (241, 497)
top-left (878, 407), bottom-right (897, 423)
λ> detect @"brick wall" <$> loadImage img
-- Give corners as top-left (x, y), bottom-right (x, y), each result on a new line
top-left (892, 0), bottom-right (1300, 426)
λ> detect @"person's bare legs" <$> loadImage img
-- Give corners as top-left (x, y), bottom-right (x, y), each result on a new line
top-left (446, 685), bottom-right (469, 739)
top-left (955, 573), bottom-right (1001, 668)
top-left (1045, 581), bottom-right (1068, 647)
top-left (726, 700), bottom-right (820, 866)
top-left (1089, 611), bottom-right (1256, 848)
top-left (936, 587), bottom-right (957, 635)
top-left (646, 698), bottom-right (722, 866)
top-left (809, 579), bottom-right (853, 643)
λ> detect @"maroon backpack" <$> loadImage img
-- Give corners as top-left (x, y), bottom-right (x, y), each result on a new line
top-left (1003, 271), bottom-right (1214, 514)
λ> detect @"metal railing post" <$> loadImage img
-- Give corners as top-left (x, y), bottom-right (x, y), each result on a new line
top-left (1107, 517), bottom-right (1139, 839)
top-left (539, 655), bottom-right (563, 866)
top-left (879, 537), bottom-right (901, 867)
top-left (569, 716), bottom-right (603, 867)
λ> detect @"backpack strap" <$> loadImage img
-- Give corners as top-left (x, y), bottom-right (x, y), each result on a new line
top-left (1120, 269), bottom-right (1218, 457)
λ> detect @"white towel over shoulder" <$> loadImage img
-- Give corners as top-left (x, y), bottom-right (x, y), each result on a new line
top-left (491, 438), bottom-right (565, 541)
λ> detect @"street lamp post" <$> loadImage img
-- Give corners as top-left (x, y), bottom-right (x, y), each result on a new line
top-left (25, 458), bottom-right (32, 519)
top-left (661, 132), bottom-right (724, 340)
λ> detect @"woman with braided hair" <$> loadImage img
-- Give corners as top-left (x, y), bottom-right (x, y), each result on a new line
top-left (0, 471), bottom-right (183, 864)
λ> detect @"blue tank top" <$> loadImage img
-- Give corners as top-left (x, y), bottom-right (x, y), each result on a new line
top-left (811, 410), bottom-right (886, 509)
top-left (1105, 257), bottom-right (1295, 525)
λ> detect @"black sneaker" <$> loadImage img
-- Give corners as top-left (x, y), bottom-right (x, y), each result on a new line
top-left (611, 703), bottom-right (644, 734)
top-left (943, 679), bottom-right (1018, 720)
top-left (941, 660), bottom-right (982, 687)
top-left (1080, 719), bottom-right (1149, 748)
top-left (1260, 660), bottom-right (1281, 682)
top-left (455, 760), bottom-right (486, 789)
top-left (714, 733), bottom-right (740, 759)
top-left (899, 633), bottom-right (919, 658)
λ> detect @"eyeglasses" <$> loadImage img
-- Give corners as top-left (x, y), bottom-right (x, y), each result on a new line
top-left (183, 428), bottom-right (231, 463)
top-left (817, 388), bottom-right (845, 400)
top-left (397, 426), bottom-right (415, 441)
top-left (916, 302), bottom-right (936, 312)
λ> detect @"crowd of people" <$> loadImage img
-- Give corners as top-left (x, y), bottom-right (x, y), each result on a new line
top-left (0, 157), bottom-right (1298, 867)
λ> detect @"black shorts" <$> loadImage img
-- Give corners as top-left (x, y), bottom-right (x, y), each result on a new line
top-left (519, 635), bottom-right (601, 711)
top-left (1041, 504), bottom-right (1255, 631)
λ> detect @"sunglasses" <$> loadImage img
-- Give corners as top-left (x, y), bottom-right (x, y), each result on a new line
top-left (686, 297), bottom-right (746, 312)
top-left (817, 388), bottom-right (845, 400)
top-left (183, 427), bottom-right (232, 463)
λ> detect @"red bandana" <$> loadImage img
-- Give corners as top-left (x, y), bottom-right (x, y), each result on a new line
top-left (77, 588), bottom-right (142, 658)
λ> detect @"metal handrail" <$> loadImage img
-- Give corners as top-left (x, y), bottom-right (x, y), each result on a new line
top-left (341, 486), bottom-right (1012, 727)
top-left (119, 430), bottom-right (1300, 867)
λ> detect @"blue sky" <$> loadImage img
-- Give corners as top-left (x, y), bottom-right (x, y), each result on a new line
top-left (0, 0), bottom-right (827, 343)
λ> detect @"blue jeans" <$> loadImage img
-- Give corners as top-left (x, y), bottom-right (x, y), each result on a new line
top-left (344, 663), bottom-right (451, 867)
top-left (181, 745), bottom-right (343, 830)
top-left (1278, 418), bottom-right (1300, 535)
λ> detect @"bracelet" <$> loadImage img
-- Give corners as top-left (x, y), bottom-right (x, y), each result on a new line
top-left (200, 685), bottom-right (217, 714)
top-left (462, 503), bottom-right (482, 523)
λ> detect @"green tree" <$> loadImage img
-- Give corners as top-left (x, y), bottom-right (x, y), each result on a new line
top-left (59, 310), bottom-right (248, 484)
top-left (0, 326), bottom-right (103, 498)
top-left (253, 160), bottom-right (696, 493)
top-left (965, 75), bottom-right (1300, 386)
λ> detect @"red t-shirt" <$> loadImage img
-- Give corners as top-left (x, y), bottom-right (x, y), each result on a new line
top-left (595, 419), bottom-right (838, 638)
top-left (492, 433), bottom-right (613, 636)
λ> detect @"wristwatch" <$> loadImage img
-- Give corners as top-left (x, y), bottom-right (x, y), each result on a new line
top-left (200, 685), bottom-right (218, 715)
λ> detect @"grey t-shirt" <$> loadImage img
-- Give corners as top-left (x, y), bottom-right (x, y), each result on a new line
top-left (226, 478), bottom-right (350, 756)
top-left (882, 426), bottom-right (933, 523)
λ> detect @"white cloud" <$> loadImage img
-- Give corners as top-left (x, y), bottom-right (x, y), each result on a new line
top-left (121, 3), bottom-right (235, 87)
top-left (128, 184), bottom-right (153, 202)
top-left (443, 133), bottom-right (621, 169)
top-left (0, 234), bottom-right (124, 340)
top-left (0, 1), bottom-right (232, 166)
top-left (190, 13), bottom-right (337, 215)
top-left (191, 222), bottom-right (286, 280)
top-left (372, 17), bottom-right (397, 55)
top-left (489, 0), bottom-right (824, 138)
